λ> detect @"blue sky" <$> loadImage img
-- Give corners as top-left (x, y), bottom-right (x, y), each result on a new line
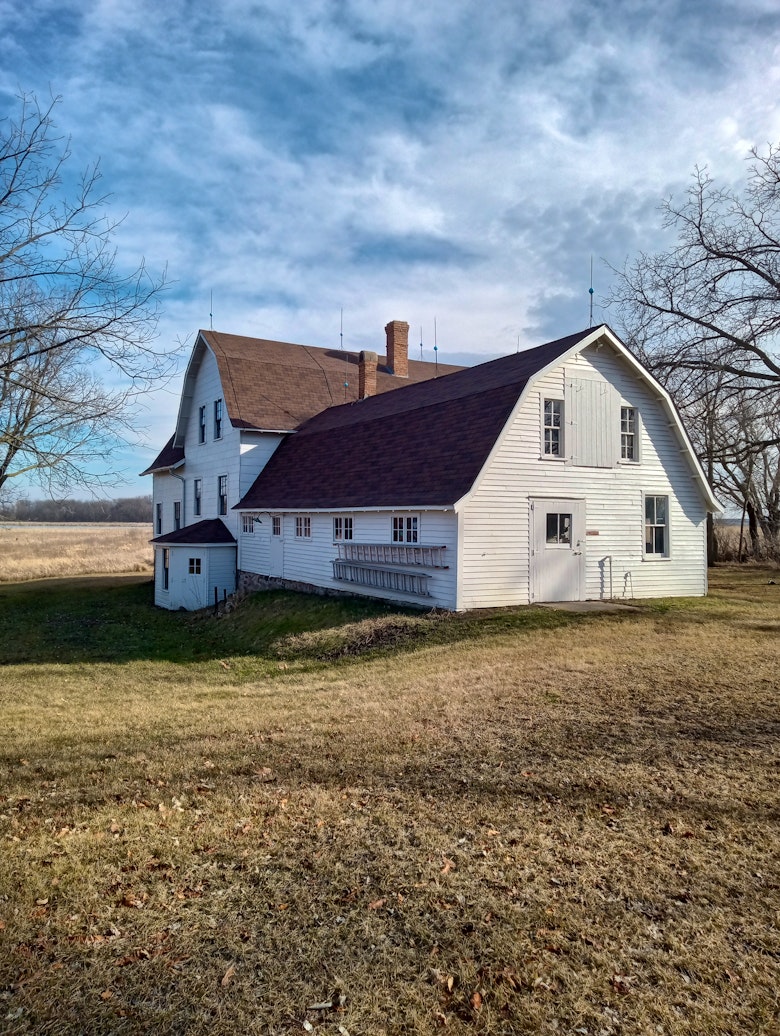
top-left (2, 0), bottom-right (780, 497)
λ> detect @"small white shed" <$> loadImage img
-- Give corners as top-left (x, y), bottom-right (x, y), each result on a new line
top-left (150, 519), bottom-right (236, 610)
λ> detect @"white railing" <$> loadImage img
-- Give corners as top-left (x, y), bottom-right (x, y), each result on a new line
top-left (336, 542), bottom-right (447, 568)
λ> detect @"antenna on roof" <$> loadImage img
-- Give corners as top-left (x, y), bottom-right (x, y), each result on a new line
top-left (209, 291), bottom-right (213, 331)
top-left (419, 326), bottom-right (423, 361)
top-left (589, 256), bottom-right (594, 328)
top-left (340, 307), bottom-right (349, 401)
top-left (433, 317), bottom-right (438, 376)
top-left (517, 334), bottom-right (520, 354)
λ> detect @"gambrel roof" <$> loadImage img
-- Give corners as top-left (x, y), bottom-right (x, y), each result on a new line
top-left (140, 329), bottom-right (462, 474)
top-left (235, 325), bottom-right (720, 513)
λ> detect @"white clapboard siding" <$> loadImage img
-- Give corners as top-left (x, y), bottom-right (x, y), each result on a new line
top-left (239, 510), bottom-right (459, 608)
top-left (457, 343), bottom-right (708, 609)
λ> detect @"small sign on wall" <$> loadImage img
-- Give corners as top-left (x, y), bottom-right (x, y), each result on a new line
top-left (586, 530), bottom-right (600, 536)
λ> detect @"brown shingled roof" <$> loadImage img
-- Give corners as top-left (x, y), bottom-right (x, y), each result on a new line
top-left (140, 434), bottom-right (185, 476)
top-left (201, 329), bottom-right (463, 431)
top-left (150, 518), bottom-right (236, 546)
top-left (235, 328), bottom-right (596, 511)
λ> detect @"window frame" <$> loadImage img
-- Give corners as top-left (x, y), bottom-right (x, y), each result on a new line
top-left (545, 511), bottom-right (573, 547)
top-left (214, 398), bottom-right (223, 440)
top-left (272, 515), bottom-right (282, 537)
top-left (333, 516), bottom-right (353, 541)
top-left (198, 405), bottom-right (206, 444)
top-left (295, 515), bottom-right (311, 538)
top-left (620, 405), bottom-right (639, 463)
top-left (542, 397), bottom-right (564, 459)
top-left (173, 500), bottom-right (182, 531)
top-left (217, 474), bottom-right (228, 516)
top-left (155, 501), bottom-right (162, 535)
top-left (392, 515), bottom-right (419, 543)
top-left (188, 557), bottom-right (201, 575)
top-left (242, 513), bottom-right (255, 534)
top-left (644, 493), bottom-right (670, 559)
top-left (193, 478), bottom-right (202, 517)
top-left (162, 548), bottom-right (170, 591)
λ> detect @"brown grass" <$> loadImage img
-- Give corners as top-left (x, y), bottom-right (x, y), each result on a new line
top-left (0, 523), bottom-right (152, 582)
top-left (0, 567), bottom-right (779, 1034)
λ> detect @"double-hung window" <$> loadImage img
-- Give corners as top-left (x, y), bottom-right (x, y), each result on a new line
top-left (333, 516), bottom-right (353, 541)
top-left (193, 478), bottom-right (202, 517)
top-left (214, 398), bottom-right (223, 440)
top-left (162, 549), bottom-right (170, 590)
top-left (198, 405), bottom-right (206, 444)
top-left (272, 515), bottom-right (282, 537)
top-left (543, 399), bottom-right (563, 457)
top-left (173, 500), bottom-right (182, 531)
top-left (392, 515), bottom-right (418, 543)
top-left (621, 406), bottom-right (637, 461)
top-left (645, 495), bottom-right (669, 557)
top-left (155, 502), bottom-right (162, 535)
top-left (218, 475), bottom-right (228, 516)
top-left (296, 516), bottom-right (311, 538)
top-left (242, 514), bottom-right (255, 534)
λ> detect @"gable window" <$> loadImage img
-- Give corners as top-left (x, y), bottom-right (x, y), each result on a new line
top-left (242, 514), bottom-right (255, 534)
top-left (214, 398), bottom-right (223, 440)
top-left (193, 478), bottom-right (202, 517)
top-left (392, 515), bottom-right (418, 543)
top-left (155, 502), bottom-right (162, 535)
top-left (188, 557), bottom-right (201, 575)
top-left (645, 495), bottom-right (669, 557)
top-left (198, 405), bottom-right (206, 444)
top-left (173, 500), bottom-right (182, 531)
top-left (621, 406), bottom-right (637, 461)
top-left (162, 549), bottom-right (169, 590)
top-left (543, 398), bottom-right (563, 457)
top-left (218, 475), bottom-right (228, 516)
top-left (296, 516), bottom-right (311, 538)
top-left (334, 516), bottom-right (353, 541)
top-left (546, 512), bottom-right (572, 545)
top-left (272, 515), bottom-right (282, 537)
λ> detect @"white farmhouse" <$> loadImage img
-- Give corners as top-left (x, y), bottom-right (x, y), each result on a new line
top-left (144, 321), bottom-right (718, 611)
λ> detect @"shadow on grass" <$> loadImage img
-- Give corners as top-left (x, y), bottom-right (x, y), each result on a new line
top-left (0, 575), bottom-right (579, 667)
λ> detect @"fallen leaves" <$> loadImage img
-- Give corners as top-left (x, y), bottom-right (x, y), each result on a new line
top-left (221, 964), bottom-right (236, 987)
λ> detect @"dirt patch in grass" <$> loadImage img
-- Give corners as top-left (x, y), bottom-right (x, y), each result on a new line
top-left (0, 566), bottom-right (778, 1034)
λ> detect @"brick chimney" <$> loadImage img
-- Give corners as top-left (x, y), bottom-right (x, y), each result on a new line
top-left (385, 320), bottom-right (409, 378)
top-left (358, 350), bottom-right (377, 398)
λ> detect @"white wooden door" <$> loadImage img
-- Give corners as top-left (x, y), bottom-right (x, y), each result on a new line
top-left (269, 519), bottom-right (284, 577)
top-left (531, 498), bottom-right (586, 602)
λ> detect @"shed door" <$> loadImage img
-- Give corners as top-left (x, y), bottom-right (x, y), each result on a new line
top-left (531, 499), bottom-right (585, 602)
top-left (185, 555), bottom-right (208, 609)
top-left (269, 516), bottom-right (284, 577)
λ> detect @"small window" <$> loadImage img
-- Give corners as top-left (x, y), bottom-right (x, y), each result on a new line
top-left (193, 478), bottom-right (202, 517)
top-left (162, 548), bottom-right (169, 590)
top-left (173, 500), bottom-right (181, 531)
top-left (218, 475), bottom-right (227, 516)
top-left (392, 515), bottom-right (418, 543)
top-left (242, 514), bottom-right (255, 534)
top-left (334, 516), bottom-right (353, 541)
top-left (214, 398), bottom-right (223, 440)
top-left (188, 557), bottom-right (201, 575)
top-left (272, 515), bottom-right (282, 537)
top-left (543, 399), bottom-right (563, 456)
top-left (645, 495), bottom-right (669, 557)
top-left (546, 512), bottom-right (572, 545)
top-left (155, 502), bottom-right (162, 535)
top-left (621, 406), bottom-right (637, 461)
top-left (198, 405), bottom-right (206, 444)
top-left (295, 516), bottom-right (311, 538)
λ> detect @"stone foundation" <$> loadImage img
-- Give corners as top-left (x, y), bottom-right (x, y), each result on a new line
top-left (237, 570), bottom-right (356, 600)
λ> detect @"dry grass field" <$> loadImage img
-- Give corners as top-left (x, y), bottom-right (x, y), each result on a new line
top-left (0, 524), bottom-right (152, 582)
top-left (0, 567), bottom-right (778, 1035)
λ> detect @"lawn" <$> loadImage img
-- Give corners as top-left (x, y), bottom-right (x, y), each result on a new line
top-left (0, 568), bottom-right (778, 1035)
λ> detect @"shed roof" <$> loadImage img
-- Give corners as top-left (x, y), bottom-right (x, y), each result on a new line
top-left (150, 518), bottom-right (236, 546)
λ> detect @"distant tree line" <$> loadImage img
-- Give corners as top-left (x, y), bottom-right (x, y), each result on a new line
top-left (0, 495), bottom-right (152, 523)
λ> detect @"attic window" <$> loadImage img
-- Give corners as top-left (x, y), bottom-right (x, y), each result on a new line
top-left (543, 399), bottom-right (563, 456)
top-left (621, 406), bottom-right (637, 461)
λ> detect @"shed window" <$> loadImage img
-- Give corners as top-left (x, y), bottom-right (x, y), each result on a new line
top-left (272, 515), bottom-right (282, 537)
top-left (543, 399), bottom-right (563, 456)
top-left (242, 514), bottom-right (255, 534)
top-left (334, 516), bottom-right (353, 541)
top-left (645, 495), bottom-right (669, 557)
top-left (162, 548), bottom-right (169, 590)
top-left (188, 557), bottom-right (201, 575)
top-left (392, 515), bottom-right (418, 543)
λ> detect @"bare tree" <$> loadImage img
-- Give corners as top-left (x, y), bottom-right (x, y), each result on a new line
top-left (610, 145), bottom-right (780, 559)
top-left (0, 92), bottom-right (168, 495)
